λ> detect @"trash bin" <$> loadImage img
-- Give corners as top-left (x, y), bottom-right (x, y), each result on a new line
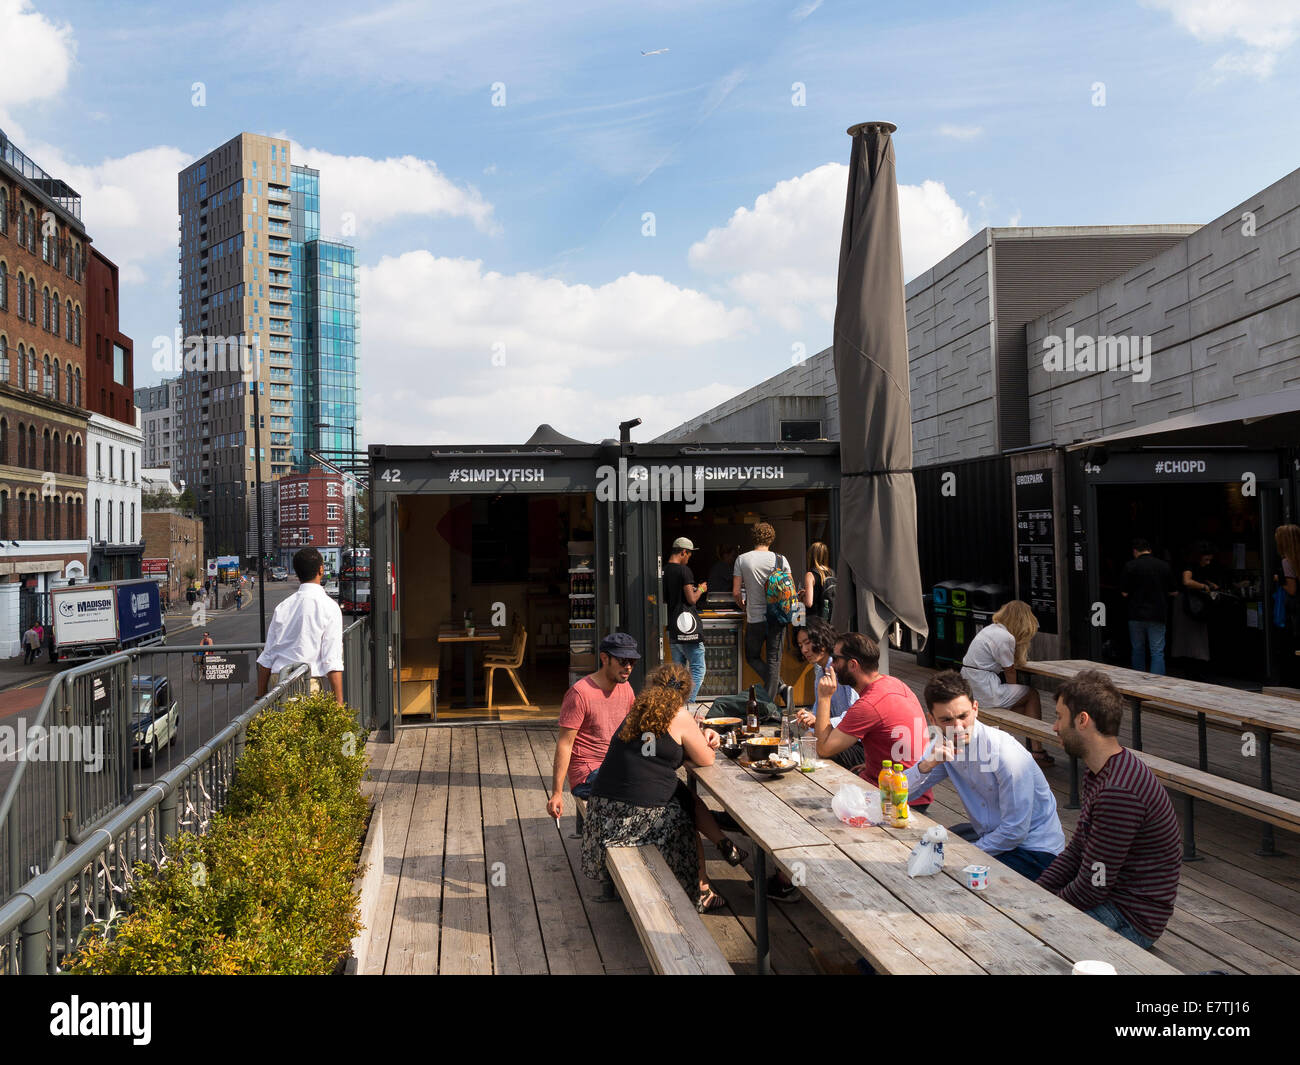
top-left (932, 580), bottom-right (962, 666)
top-left (949, 582), bottom-right (979, 665)
top-left (969, 583), bottom-right (1013, 639)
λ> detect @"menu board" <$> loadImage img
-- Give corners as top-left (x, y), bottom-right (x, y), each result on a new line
top-left (1015, 469), bottom-right (1058, 635)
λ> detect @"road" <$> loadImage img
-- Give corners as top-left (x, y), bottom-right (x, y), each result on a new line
top-left (0, 578), bottom-right (366, 887)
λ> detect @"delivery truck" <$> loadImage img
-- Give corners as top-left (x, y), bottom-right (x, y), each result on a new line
top-left (50, 580), bottom-right (167, 662)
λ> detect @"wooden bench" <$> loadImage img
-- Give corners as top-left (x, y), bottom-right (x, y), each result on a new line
top-left (1263, 687), bottom-right (1300, 703)
top-left (604, 845), bottom-right (733, 975)
top-left (1139, 699), bottom-right (1300, 761)
top-left (974, 705), bottom-right (1300, 861)
top-left (573, 796), bottom-right (731, 974)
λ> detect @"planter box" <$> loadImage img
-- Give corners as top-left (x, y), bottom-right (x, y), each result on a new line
top-left (344, 801), bottom-right (384, 975)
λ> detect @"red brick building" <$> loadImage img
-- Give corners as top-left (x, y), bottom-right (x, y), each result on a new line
top-left (0, 128), bottom-right (92, 648)
top-left (85, 248), bottom-right (134, 422)
top-left (277, 469), bottom-right (345, 569)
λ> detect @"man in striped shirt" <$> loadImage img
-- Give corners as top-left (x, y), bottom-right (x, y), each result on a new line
top-left (1038, 669), bottom-right (1181, 948)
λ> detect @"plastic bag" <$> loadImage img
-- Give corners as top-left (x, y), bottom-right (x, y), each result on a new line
top-left (832, 783), bottom-right (882, 827)
top-left (907, 825), bottom-right (948, 877)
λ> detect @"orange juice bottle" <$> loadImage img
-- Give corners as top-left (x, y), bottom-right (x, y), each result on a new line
top-left (891, 762), bottom-right (910, 828)
top-left (878, 760), bottom-right (894, 822)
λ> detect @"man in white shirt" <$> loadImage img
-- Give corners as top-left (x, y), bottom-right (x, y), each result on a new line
top-left (256, 547), bottom-right (344, 701)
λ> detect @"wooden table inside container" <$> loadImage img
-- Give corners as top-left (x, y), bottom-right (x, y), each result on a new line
top-left (689, 739), bottom-right (1179, 975)
top-left (437, 627), bottom-right (501, 708)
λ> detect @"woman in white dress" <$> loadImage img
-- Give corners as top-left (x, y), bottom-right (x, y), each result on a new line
top-left (960, 600), bottom-right (1052, 767)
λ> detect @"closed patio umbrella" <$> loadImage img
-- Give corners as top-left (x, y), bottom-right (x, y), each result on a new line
top-left (830, 121), bottom-right (927, 663)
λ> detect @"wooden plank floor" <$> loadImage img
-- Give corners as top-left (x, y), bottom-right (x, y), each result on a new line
top-left (361, 655), bottom-right (1300, 974)
top-left (362, 723), bottom-right (860, 974)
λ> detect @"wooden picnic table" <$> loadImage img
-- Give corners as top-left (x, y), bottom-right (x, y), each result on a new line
top-left (1020, 661), bottom-right (1300, 841)
top-left (688, 740), bottom-right (1179, 976)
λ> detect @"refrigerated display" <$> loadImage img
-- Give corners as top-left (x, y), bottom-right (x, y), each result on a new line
top-left (698, 617), bottom-right (742, 698)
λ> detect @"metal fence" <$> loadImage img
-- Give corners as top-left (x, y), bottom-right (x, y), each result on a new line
top-left (0, 617), bottom-right (372, 974)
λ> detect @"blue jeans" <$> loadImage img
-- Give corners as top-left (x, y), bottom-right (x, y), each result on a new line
top-left (671, 641), bottom-right (706, 703)
top-left (1128, 620), bottom-right (1166, 675)
top-left (572, 770), bottom-right (598, 800)
top-left (1086, 901), bottom-right (1155, 949)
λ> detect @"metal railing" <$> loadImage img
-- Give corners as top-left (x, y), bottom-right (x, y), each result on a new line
top-left (0, 618), bottom-right (372, 974)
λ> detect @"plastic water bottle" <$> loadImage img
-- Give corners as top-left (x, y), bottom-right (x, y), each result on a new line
top-left (778, 711), bottom-right (792, 760)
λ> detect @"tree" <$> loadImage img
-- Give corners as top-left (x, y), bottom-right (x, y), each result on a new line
top-left (352, 488), bottom-right (369, 546)
top-left (178, 488), bottom-right (197, 514)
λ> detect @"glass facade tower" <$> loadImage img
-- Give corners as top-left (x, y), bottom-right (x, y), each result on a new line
top-left (175, 136), bottom-right (358, 558)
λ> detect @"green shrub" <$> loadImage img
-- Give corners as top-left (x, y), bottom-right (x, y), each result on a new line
top-left (69, 692), bottom-right (368, 975)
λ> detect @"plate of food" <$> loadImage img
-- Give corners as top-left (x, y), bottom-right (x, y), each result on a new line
top-left (704, 716), bottom-right (742, 727)
top-left (739, 754), bottom-right (798, 776)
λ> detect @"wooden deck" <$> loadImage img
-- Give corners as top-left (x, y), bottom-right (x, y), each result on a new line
top-left (360, 658), bottom-right (1300, 975)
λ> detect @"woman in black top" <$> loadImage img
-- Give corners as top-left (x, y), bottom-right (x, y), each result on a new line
top-left (801, 541), bottom-right (834, 621)
top-left (582, 663), bottom-right (746, 910)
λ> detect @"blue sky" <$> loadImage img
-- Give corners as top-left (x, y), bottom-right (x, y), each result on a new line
top-left (2, 0), bottom-right (1297, 444)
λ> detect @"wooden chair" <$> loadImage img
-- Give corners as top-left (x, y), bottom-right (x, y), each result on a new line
top-left (485, 625), bottom-right (531, 709)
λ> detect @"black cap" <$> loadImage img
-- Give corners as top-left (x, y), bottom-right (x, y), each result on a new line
top-left (599, 632), bottom-right (640, 659)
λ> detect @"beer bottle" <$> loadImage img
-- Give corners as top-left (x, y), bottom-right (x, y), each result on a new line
top-left (746, 685), bottom-right (759, 735)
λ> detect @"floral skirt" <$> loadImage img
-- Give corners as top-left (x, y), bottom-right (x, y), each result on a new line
top-left (580, 793), bottom-right (699, 896)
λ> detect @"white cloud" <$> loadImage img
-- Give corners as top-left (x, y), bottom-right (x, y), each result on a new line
top-left (359, 252), bottom-right (753, 444)
top-left (687, 162), bottom-right (973, 330)
top-left (1144, 0), bottom-right (1300, 78)
top-left (791, 0), bottom-right (823, 21)
top-left (0, 0), bottom-right (75, 112)
top-left (938, 124), bottom-right (983, 141)
top-left (289, 142), bottom-right (498, 238)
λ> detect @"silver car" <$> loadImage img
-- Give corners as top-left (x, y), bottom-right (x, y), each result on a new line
top-left (131, 675), bottom-right (180, 765)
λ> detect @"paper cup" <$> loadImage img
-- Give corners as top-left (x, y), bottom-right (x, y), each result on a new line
top-left (962, 864), bottom-right (989, 891)
top-left (1072, 960), bottom-right (1117, 975)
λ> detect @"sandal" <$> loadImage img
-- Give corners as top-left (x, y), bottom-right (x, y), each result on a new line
top-left (718, 838), bottom-right (749, 867)
top-left (696, 888), bottom-right (725, 913)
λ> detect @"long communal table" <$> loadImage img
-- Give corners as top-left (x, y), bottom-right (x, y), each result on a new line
top-left (688, 746), bottom-right (1179, 976)
top-left (1019, 660), bottom-right (1300, 852)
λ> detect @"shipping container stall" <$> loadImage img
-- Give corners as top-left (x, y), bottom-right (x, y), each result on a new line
top-left (1065, 446), bottom-right (1293, 685)
top-left (620, 440), bottom-right (841, 708)
top-left (370, 428), bottom-right (612, 730)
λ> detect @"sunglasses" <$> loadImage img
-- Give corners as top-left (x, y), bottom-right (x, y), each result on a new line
top-left (614, 656), bottom-right (637, 667)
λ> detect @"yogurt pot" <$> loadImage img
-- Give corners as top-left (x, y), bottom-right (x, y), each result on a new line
top-left (962, 864), bottom-right (989, 891)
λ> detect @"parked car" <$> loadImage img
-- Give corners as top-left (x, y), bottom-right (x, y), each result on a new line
top-left (270, 566), bottom-right (289, 581)
top-left (324, 578), bottom-right (340, 599)
top-left (130, 674), bottom-right (179, 766)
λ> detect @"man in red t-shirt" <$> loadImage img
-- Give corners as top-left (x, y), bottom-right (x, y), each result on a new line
top-left (546, 632), bottom-right (639, 819)
top-left (810, 632), bottom-right (933, 811)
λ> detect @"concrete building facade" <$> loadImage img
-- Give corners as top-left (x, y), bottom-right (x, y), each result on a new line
top-left (136, 378), bottom-right (177, 469)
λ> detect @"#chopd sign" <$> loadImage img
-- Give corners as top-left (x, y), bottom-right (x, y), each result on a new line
top-left (202, 652), bottom-right (251, 685)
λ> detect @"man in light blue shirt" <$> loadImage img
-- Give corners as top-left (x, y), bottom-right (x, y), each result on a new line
top-left (907, 670), bottom-right (1065, 880)
top-left (793, 619), bottom-right (862, 769)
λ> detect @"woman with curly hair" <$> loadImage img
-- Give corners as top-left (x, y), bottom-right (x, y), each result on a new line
top-left (581, 662), bottom-right (746, 912)
top-left (960, 599), bottom-right (1052, 767)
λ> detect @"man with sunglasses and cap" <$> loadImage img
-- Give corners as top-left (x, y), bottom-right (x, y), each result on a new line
top-left (547, 632), bottom-right (640, 820)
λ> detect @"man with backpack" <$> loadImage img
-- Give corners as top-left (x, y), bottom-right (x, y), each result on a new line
top-left (732, 522), bottom-right (795, 704)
